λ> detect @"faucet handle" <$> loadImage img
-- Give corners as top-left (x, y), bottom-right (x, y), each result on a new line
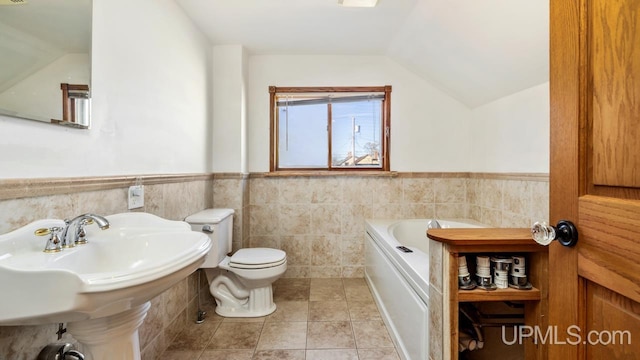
top-left (35, 226), bottom-right (63, 253)
top-left (74, 218), bottom-right (94, 245)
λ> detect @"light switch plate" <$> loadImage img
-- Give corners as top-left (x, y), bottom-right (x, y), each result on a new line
top-left (128, 185), bottom-right (144, 209)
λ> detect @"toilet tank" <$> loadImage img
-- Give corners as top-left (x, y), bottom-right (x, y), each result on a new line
top-left (185, 208), bottom-right (234, 268)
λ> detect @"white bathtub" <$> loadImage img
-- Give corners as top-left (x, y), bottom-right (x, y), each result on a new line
top-left (365, 219), bottom-right (484, 360)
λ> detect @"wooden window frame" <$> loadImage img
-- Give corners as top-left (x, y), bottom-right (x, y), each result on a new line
top-left (269, 85), bottom-right (391, 172)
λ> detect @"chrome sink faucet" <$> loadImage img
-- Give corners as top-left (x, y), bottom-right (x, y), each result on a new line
top-left (60, 213), bottom-right (110, 247)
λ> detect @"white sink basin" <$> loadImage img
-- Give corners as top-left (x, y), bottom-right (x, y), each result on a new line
top-left (0, 212), bottom-right (211, 326)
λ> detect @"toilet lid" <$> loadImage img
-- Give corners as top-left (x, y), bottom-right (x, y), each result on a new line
top-left (229, 248), bottom-right (287, 269)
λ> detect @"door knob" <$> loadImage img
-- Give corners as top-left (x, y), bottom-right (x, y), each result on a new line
top-left (531, 220), bottom-right (578, 247)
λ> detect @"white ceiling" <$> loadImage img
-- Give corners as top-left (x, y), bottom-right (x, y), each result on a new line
top-left (176, 0), bottom-right (549, 108)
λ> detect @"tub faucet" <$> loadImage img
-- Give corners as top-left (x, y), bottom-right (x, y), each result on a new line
top-left (427, 219), bottom-right (442, 229)
top-left (61, 213), bottom-right (110, 247)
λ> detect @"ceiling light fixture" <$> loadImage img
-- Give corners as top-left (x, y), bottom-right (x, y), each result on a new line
top-left (0, 0), bottom-right (28, 5)
top-left (338, 0), bottom-right (378, 8)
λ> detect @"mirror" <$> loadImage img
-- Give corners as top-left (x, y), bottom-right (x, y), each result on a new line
top-left (0, 0), bottom-right (92, 128)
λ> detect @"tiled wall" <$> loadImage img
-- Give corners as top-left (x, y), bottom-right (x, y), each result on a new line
top-left (212, 175), bottom-right (250, 252)
top-left (0, 176), bottom-right (213, 360)
top-left (243, 173), bottom-right (549, 279)
top-left (466, 175), bottom-right (549, 227)
top-left (0, 172), bottom-right (548, 359)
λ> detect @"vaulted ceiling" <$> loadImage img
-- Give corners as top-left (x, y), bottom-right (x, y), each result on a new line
top-left (176, 0), bottom-right (549, 108)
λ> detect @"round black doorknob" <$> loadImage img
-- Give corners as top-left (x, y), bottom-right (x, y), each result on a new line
top-left (555, 220), bottom-right (578, 247)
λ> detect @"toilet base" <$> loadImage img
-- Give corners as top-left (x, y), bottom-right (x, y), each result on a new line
top-left (209, 272), bottom-right (278, 318)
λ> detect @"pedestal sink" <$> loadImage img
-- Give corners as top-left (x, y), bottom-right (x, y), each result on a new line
top-left (0, 212), bottom-right (212, 360)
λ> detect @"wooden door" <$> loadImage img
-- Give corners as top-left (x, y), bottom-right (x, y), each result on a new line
top-left (550, 0), bottom-right (640, 359)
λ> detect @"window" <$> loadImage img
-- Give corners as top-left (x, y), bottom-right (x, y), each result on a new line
top-left (269, 86), bottom-right (391, 172)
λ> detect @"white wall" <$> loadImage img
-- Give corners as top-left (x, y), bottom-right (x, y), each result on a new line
top-left (470, 82), bottom-right (550, 173)
top-left (211, 45), bottom-right (248, 173)
top-left (247, 55), bottom-right (472, 172)
top-left (0, 0), bottom-right (211, 179)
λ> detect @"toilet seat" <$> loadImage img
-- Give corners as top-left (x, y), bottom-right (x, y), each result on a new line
top-left (229, 248), bottom-right (287, 269)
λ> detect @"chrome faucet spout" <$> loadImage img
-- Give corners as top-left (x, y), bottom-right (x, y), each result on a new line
top-left (61, 213), bottom-right (110, 247)
top-left (82, 213), bottom-right (110, 230)
top-left (427, 219), bottom-right (442, 229)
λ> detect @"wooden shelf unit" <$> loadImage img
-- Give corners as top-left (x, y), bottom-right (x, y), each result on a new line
top-left (458, 286), bottom-right (541, 302)
top-left (427, 227), bottom-right (548, 360)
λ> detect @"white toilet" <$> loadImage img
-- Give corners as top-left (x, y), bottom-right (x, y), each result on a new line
top-left (185, 208), bottom-right (287, 317)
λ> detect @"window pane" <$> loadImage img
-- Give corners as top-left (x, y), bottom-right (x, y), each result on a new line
top-left (278, 103), bottom-right (328, 168)
top-left (331, 100), bottom-right (382, 168)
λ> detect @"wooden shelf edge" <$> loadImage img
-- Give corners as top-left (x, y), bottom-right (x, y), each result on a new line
top-left (458, 286), bottom-right (541, 302)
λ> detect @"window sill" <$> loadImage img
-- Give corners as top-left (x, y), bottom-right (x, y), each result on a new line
top-left (256, 170), bottom-right (398, 178)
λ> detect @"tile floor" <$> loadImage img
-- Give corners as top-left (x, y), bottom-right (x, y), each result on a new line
top-left (159, 278), bottom-right (400, 360)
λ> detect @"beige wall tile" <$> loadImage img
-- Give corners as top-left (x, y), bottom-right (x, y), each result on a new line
top-left (0, 194), bottom-right (73, 233)
top-left (341, 266), bottom-right (364, 278)
top-left (502, 211), bottom-right (531, 228)
top-left (280, 235), bottom-right (310, 266)
top-left (374, 203), bottom-right (404, 219)
top-left (279, 204), bottom-right (311, 235)
top-left (402, 203), bottom-right (436, 219)
top-left (280, 178), bottom-right (312, 204)
top-left (503, 180), bottom-right (531, 216)
top-left (465, 178), bottom-right (480, 206)
top-left (163, 279), bottom-right (188, 327)
top-left (249, 235), bottom-right (280, 249)
top-left (311, 235), bottom-right (341, 266)
top-left (434, 178), bottom-right (466, 203)
top-left (310, 266), bottom-right (343, 278)
top-left (163, 181), bottom-right (207, 220)
top-left (250, 204), bottom-right (279, 236)
top-left (140, 330), bottom-right (166, 360)
top-left (480, 179), bottom-right (503, 210)
top-left (310, 177), bottom-right (343, 204)
top-left (250, 178), bottom-right (279, 205)
top-left (429, 239), bottom-right (443, 292)
top-left (213, 179), bottom-right (243, 209)
top-left (402, 178), bottom-right (434, 204)
top-left (139, 295), bottom-right (165, 350)
top-left (530, 181), bottom-right (549, 222)
top-left (0, 323), bottom-right (64, 360)
top-left (164, 309), bottom-right (188, 346)
top-left (341, 178), bottom-right (374, 204)
top-left (282, 266), bottom-right (310, 278)
top-left (372, 178), bottom-right (403, 204)
top-left (144, 184), bottom-right (165, 217)
top-left (72, 188), bottom-right (128, 215)
top-left (428, 288), bottom-right (444, 360)
top-left (310, 204), bottom-right (342, 235)
top-left (342, 236), bottom-right (364, 266)
top-left (435, 203), bottom-right (466, 219)
top-left (467, 204), bottom-right (482, 222)
top-left (341, 204), bottom-right (373, 236)
top-left (481, 208), bottom-right (502, 227)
